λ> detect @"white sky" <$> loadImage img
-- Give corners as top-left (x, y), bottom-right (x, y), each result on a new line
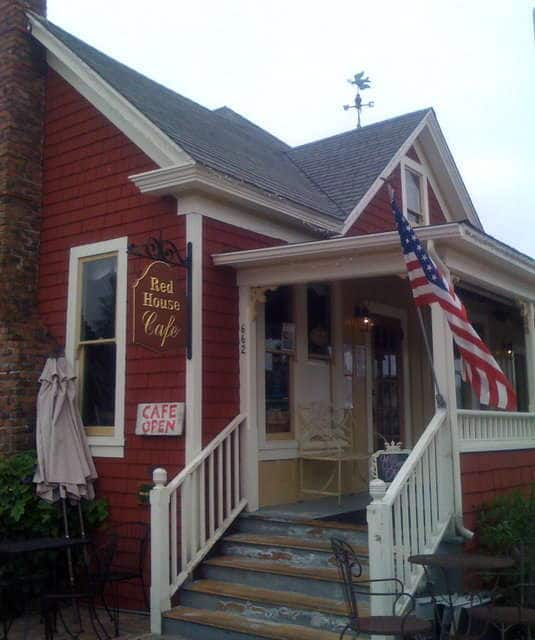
top-left (48, 1), bottom-right (535, 257)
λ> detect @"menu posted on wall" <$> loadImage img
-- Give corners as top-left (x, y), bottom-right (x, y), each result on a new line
top-left (132, 261), bottom-right (186, 352)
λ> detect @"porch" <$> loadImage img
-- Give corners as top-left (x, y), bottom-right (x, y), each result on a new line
top-left (148, 221), bottom-right (535, 634)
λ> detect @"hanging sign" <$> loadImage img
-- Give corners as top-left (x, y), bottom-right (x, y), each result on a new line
top-left (132, 261), bottom-right (186, 352)
top-left (135, 402), bottom-right (185, 436)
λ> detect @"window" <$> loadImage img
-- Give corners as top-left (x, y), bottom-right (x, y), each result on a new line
top-left (264, 287), bottom-right (293, 437)
top-left (405, 168), bottom-right (423, 225)
top-left (66, 238), bottom-right (127, 457)
top-left (307, 283), bottom-right (331, 358)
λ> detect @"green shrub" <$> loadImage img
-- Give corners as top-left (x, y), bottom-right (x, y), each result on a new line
top-left (476, 487), bottom-right (535, 553)
top-left (0, 450), bottom-right (108, 540)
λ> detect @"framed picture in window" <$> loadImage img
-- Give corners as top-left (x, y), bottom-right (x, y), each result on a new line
top-left (307, 283), bottom-right (331, 358)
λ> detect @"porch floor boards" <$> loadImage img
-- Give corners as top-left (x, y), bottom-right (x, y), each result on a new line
top-left (254, 492), bottom-right (370, 521)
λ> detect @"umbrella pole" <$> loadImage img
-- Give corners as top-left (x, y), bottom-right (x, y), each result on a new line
top-left (62, 498), bottom-right (75, 584)
top-left (62, 498), bottom-right (82, 630)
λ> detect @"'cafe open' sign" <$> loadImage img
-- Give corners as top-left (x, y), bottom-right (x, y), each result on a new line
top-left (132, 261), bottom-right (186, 352)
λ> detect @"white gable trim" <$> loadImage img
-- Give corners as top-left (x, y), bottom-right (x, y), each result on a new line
top-left (340, 112), bottom-right (431, 235)
top-left (27, 13), bottom-right (194, 168)
top-left (341, 111), bottom-right (483, 235)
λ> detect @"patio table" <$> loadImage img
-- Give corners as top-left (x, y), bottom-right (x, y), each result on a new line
top-left (409, 553), bottom-right (514, 639)
top-left (0, 537), bottom-right (90, 639)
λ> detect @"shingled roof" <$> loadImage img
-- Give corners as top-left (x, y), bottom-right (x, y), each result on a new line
top-left (289, 109), bottom-right (431, 216)
top-left (33, 15), bottom-right (429, 223)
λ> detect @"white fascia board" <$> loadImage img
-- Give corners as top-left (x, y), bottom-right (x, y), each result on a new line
top-left (340, 111), bottom-right (432, 235)
top-left (27, 13), bottom-right (194, 168)
top-left (129, 164), bottom-right (342, 235)
top-left (459, 226), bottom-right (535, 275)
top-left (213, 222), bottom-right (463, 269)
top-left (423, 114), bottom-right (483, 230)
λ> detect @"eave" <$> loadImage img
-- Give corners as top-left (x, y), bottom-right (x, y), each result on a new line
top-left (129, 164), bottom-right (343, 236)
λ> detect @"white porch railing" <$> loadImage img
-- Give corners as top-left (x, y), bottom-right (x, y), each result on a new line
top-left (367, 409), bottom-right (455, 615)
top-left (149, 413), bottom-right (248, 633)
top-left (457, 410), bottom-right (535, 452)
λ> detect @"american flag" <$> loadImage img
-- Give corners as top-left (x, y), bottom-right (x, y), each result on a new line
top-left (391, 198), bottom-right (517, 411)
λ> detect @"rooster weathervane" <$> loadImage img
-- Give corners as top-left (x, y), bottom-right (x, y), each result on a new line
top-left (343, 71), bottom-right (374, 128)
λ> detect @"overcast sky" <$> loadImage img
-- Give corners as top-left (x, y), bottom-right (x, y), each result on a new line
top-left (47, 1), bottom-right (534, 257)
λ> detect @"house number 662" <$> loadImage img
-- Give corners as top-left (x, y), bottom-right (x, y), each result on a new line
top-left (240, 324), bottom-right (247, 355)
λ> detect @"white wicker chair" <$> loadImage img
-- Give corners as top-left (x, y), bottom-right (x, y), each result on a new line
top-left (297, 403), bottom-right (368, 505)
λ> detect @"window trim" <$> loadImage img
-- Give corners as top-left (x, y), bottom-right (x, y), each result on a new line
top-left (66, 237), bottom-right (128, 458)
top-left (401, 156), bottom-right (429, 226)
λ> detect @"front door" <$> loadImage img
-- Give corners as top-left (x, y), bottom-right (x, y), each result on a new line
top-left (372, 315), bottom-right (404, 448)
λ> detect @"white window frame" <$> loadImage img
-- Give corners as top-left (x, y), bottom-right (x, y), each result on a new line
top-left (65, 237), bottom-right (128, 458)
top-left (401, 156), bottom-right (429, 226)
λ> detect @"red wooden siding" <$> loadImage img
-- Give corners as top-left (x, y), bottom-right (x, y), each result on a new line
top-left (202, 218), bottom-right (284, 443)
top-left (345, 166), bottom-right (401, 236)
top-left (428, 182), bottom-right (447, 225)
top-left (40, 71), bottom-right (187, 594)
top-left (461, 450), bottom-right (535, 531)
top-left (406, 145), bottom-right (421, 163)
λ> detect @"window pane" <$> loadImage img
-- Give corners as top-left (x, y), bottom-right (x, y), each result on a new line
top-left (265, 287), bottom-right (292, 351)
top-left (307, 283), bottom-right (331, 357)
top-left (265, 353), bottom-right (291, 434)
top-left (82, 343), bottom-right (116, 427)
top-left (406, 169), bottom-right (421, 214)
top-left (81, 257), bottom-right (117, 341)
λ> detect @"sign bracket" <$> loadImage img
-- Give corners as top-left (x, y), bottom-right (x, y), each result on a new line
top-left (128, 232), bottom-right (193, 359)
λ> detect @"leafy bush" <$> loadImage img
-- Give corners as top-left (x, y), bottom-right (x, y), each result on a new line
top-left (476, 487), bottom-right (535, 553)
top-left (0, 450), bottom-right (108, 540)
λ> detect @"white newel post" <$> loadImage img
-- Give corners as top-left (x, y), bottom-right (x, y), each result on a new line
top-left (367, 478), bottom-right (395, 622)
top-left (150, 467), bottom-right (170, 634)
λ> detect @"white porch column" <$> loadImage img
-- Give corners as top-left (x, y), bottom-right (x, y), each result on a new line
top-left (523, 302), bottom-right (535, 412)
top-left (239, 285), bottom-right (259, 511)
top-left (185, 212), bottom-right (203, 462)
top-left (431, 304), bottom-right (461, 520)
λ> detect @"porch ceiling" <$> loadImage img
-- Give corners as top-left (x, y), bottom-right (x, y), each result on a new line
top-left (213, 222), bottom-right (535, 300)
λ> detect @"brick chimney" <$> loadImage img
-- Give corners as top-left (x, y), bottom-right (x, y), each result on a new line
top-left (0, 0), bottom-right (51, 456)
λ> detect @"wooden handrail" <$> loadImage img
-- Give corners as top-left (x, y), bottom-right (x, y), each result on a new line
top-left (383, 409), bottom-right (447, 506)
top-left (166, 413), bottom-right (246, 493)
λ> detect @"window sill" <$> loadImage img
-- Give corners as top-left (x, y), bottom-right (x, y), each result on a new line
top-left (259, 439), bottom-right (298, 461)
top-left (88, 440), bottom-right (125, 458)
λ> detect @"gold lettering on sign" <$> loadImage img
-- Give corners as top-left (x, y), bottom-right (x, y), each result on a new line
top-left (132, 261), bottom-right (186, 352)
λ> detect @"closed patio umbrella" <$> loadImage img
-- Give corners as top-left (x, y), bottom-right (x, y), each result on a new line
top-left (33, 356), bottom-right (97, 533)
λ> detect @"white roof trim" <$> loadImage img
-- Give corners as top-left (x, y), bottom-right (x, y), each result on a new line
top-left (129, 164), bottom-right (342, 235)
top-left (214, 222), bottom-right (463, 268)
top-left (340, 111), bottom-right (431, 234)
top-left (27, 13), bottom-right (194, 168)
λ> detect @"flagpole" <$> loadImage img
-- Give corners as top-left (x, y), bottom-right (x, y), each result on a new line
top-left (383, 180), bottom-right (446, 409)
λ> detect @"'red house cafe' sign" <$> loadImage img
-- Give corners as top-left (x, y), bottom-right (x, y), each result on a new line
top-left (132, 261), bottom-right (186, 352)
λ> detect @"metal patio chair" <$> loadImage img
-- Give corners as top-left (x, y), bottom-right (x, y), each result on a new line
top-left (331, 537), bottom-right (433, 639)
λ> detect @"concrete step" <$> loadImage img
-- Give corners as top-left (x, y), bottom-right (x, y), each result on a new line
top-left (236, 513), bottom-right (368, 548)
top-left (163, 606), bottom-right (342, 640)
top-left (201, 555), bottom-right (370, 601)
top-left (180, 578), bottom-right (367, 633)
top-left (220, 532), bottom-right (368, 569)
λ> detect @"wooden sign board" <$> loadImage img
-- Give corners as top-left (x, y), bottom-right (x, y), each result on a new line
top-left (132, 261), bottom-right (186, 351)
top-left (135, 402), bottom-right (185, 436)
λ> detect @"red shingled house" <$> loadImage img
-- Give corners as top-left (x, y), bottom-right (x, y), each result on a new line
top-left (2, 0), bottom-right (535, 636)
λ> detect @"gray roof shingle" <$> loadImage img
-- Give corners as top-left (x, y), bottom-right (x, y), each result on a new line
top-left (288, 109), bottom-right (430, 216)
top-left (34, 15), bottom-right (429, 223)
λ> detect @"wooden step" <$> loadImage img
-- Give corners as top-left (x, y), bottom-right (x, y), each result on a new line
top-left (184, 578), bottom-right (370, 617)
top-left (224, 532), bottom-right (369, 557)
top-left (204, 555), bottom-right (369, 583)
top-left (164, 605), bottom-right (341, 640)
top-left (245, 513), bottom-right (368, 533)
